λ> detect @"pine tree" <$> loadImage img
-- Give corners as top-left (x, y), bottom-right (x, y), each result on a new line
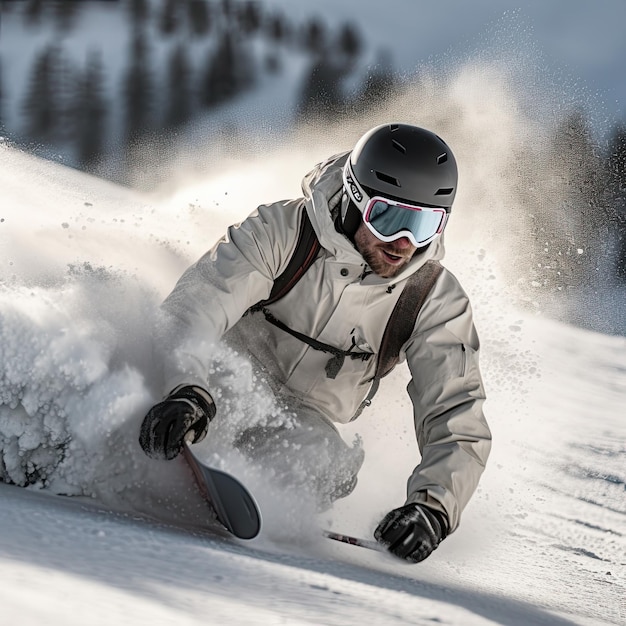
top-left (607, 124), bottom-right (626, 282)
top-left (128, 0), bottom-right (151, 25)
top-left (0, 58), bottom-right (3, 133)
top-left (297, 56), bottom-right (347, 121)
top-left (160, 0), bottom-right (179, 36)
top-left (51, 0), bottom-right (81, 33)
top-left (221, 0), bottom-right (233, 20)
top-left (23, 0), bottom-right (45, 26)
top-left (302, 18), bottom-right (326, 56)
top-left (352, 50), bottom-right (397, 113)
top-left (201, 29), bottom-right (254, 108)
top-left (265, 11), bottom-right (290, 44)
top-left (337, 22), bottom-right (362, 59)
top-left (297, 21), bottom-right (367, 121)
top-left (238, 1), bottom-right (261, 35)
top-left (74, 51), bottom-right (108, 170)
top-left (21, 45), bottom-right (62, 141)
top-left (165, 44), bottom-right (192, 128)
top-left (608, 124), bottom-right (626, 207)
top-left (187, 0), bottom-right (211, 37)
top-left (531, 110), bottom-right (610, 292)
top-left (123, 32), bottom-right (153, 142)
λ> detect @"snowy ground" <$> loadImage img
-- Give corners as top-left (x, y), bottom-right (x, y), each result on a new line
top-left (1, 75), bottom-right (625, 624)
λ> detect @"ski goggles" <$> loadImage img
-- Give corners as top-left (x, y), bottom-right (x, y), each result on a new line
top-left (343, 162), bottom-right (448, 247)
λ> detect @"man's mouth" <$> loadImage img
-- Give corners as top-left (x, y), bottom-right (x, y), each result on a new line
top-left (382, 250), bottom-right (404, 264)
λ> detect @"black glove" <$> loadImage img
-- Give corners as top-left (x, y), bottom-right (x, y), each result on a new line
top-left (374, 503), bottom-right (448, 563)
top-left (139, 386), bottom-right (216, 460)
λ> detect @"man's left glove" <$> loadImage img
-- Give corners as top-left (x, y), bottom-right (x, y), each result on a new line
top-left (374, 503), bottom-right (448, 563)
top-left (139, 386), bottom-right (216, 460)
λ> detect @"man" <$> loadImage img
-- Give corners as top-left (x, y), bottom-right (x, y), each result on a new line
top-left (140, 123), bottom-right (491, 563)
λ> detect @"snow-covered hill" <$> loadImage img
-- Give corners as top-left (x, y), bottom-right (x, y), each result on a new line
top-left (1, 62), bottom-right (625, 624)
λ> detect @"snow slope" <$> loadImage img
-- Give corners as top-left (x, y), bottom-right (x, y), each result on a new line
top-left (1, 67), bottom-right (625, 624)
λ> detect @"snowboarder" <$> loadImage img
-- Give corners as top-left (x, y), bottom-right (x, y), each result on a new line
top-left (139, 123), bottom-right (492, 563)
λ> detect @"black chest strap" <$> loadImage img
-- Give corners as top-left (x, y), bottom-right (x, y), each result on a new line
top-left (259, 306), bottom-right (373, 379)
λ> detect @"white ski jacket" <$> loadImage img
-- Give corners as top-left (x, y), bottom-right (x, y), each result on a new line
top-left (159, 152), bottom-right (491, 531)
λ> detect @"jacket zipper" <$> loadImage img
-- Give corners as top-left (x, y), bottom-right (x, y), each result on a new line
top-left (460, 344), bottom-right (467, 377)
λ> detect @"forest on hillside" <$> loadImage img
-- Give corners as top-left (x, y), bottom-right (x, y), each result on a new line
top-left (0, 0), bottom-right (397, 171)
top-left (1, 0), bottom-right (625, 326)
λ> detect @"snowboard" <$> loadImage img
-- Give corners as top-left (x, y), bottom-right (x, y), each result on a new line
top-left (182, 442), bottom-right (379, 550)
top-left (182, 442), bottom-right (261, 540)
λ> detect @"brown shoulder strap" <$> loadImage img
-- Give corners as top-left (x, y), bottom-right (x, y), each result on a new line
top-left (376, 260), bottom-right (444, 379)
top-left (352, 260), bottom-right (443, 419)
top-left (251, 204), bottom-right (320, 311)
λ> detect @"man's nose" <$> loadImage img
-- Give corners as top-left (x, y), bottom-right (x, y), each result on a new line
top-left (393, 236), bottom-right (413, 249)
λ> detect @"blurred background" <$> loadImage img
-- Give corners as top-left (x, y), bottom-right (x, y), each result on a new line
top-left (1, 0), bottom-right (625, 334)
top-left (1, 0), bottom-right (409, 179)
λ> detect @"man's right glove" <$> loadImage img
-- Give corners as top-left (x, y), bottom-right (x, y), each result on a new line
top-left (139, 385), bottom-right (216, 460)
top-left (374, 503), bottom-right (448, 563)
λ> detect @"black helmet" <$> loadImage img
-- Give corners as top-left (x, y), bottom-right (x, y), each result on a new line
top-left (347, 123), bottom-right (457, 209)
top-left (339, 123), bottom-right (458, 244)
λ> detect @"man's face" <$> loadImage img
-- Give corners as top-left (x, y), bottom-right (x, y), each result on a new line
top-left (354, 221), bottom-right (417, 278)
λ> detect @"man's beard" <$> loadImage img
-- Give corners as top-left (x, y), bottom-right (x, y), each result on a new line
top-left (359, 245), bottom-right (407, 279)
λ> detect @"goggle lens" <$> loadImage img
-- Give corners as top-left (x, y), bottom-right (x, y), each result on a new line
top-left (364, 198), bottom-right (447, 246)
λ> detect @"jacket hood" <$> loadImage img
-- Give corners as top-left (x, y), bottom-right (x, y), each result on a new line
top-left (301, 152), bottom-right (446, 283)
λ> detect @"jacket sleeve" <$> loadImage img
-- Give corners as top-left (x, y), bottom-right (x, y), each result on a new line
top-left (156, 200), bottom-right (302, 393)
top-left (403, 268), bottom-right (491, 532)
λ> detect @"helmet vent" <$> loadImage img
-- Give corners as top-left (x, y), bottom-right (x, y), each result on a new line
top-left (435, 187), bottom-right (454, 196)
top-left (375, 171), bottom-right (400, 187)
top-left (391, 139), bottom-right (406, 154)
top-left (437, 153), bottom-right (448, 165)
